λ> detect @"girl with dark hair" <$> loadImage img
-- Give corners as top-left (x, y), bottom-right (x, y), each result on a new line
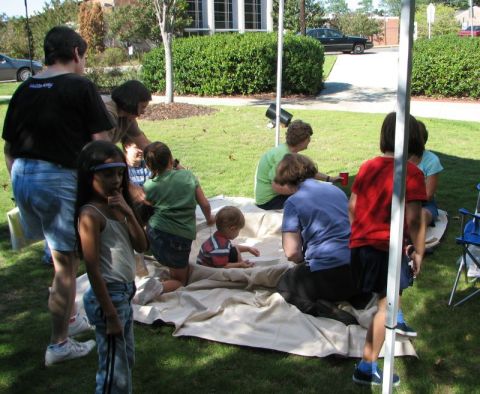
top-left (75, 140), bottom-right (148, 394)
top-left (103, 80), bottom-right (153, 150)
top-left (349, 112), bottom-right (426, 387)
top-left (143, 141), bottom-right (214, 293)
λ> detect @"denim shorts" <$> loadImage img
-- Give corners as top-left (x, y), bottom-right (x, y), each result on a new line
top-left (147, 226), bottom-right (192, 269)
top-left (423, 199), bottom-right (439, 225)
top-left (11, 158), bottom-right (77, 252)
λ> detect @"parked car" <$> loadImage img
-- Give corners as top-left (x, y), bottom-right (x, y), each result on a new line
top-left (306, 28), bottom-right (373, 54)
top-left (0, 54), bottom-right (43, 82)
top-left (458, 26), bottom-right (480, 37)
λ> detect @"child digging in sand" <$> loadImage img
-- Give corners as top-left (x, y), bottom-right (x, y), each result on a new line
top-left (197, 206), bottom-right (260, 268)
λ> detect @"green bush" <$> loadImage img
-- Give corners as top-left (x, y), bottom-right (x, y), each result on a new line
top-left (98, 47), bottom-right (128, 67)
top-left (85, 67), bottom-right (141, 94)
top-left (412, 35), bottom-right (480, 98)
top-left (141, 32), bottom-right (324, 95)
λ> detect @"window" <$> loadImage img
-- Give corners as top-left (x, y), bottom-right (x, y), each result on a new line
top-left (328, 30), bottom-right (343, 38)
top-left (215, 0), bottom-right (233, 29)
top-left (187, 0), bottom-right (203, 29)
top-left (245, 0), bottom-right (261, 30)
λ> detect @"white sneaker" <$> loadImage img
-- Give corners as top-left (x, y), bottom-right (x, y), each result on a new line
top-left (68, 314), bottom-right (94, 337)
top-left (45, 337), bottom-right (96, 366)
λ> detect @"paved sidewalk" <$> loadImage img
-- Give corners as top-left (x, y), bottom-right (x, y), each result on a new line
top-left (149, 94), bottom-right (480, 123)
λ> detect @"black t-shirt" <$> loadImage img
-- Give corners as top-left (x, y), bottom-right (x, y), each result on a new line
top-left (2, 73), bottom-right (113, 168)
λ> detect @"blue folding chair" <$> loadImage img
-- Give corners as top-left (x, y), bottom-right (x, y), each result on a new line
top-left (448, 183), bottom-right (480, 307)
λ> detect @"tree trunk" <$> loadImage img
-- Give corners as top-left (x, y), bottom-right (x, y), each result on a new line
top-left (163, 32), bottom-right (174, 104)
top-left (299, 0), bottom-right (306, 35)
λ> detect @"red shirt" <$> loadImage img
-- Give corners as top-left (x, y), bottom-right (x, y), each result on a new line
top-left (350, 156), bottom-right (426, 251)
top-left (196, 231), bottom-right (233, 267)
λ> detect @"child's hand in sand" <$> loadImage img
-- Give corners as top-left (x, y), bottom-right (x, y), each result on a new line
top-left (247, 246), bottom-right (260, 257)
top-left (239, 260), bottom-right (254, 268)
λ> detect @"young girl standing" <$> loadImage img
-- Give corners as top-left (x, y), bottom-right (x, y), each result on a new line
top-left (349, 113), bottom-right (426, 387)
top-left (143, 141), bottom-right (214, 293)
top-left (75, 140), bottom-right (148, 394)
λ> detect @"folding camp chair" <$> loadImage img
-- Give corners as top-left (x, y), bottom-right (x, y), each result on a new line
top-left (448, 183), bottom-right (480, 307)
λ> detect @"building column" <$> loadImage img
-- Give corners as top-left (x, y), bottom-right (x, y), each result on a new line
top-left (208, 0), bottom-right (215, 34)
top-left (238, 0), bottom-right (245, 33)
top-left (266, 0), bottom-right (273, 32)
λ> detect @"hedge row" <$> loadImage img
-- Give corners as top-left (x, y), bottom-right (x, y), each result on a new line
top-left (141, 33), bottom-right (324, 96)
top-left (412, 35), bottom-right (480, 98)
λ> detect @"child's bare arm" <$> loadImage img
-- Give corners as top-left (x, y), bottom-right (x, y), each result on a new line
top-left (195, 185), bottom-right (215, 225)
top-left (79, 210), bottom-right (123, 336)
top-left (237, 245), bottom-right (260, 256)
top-left (425, 173), bottom-right (439, 201)
top-left (224, 261), bottom-right (254, 268)
top-left (107, 193), bottom-right (149, 253)
top-left (348, 192), bottom-right (357, 225)
top-left (406, 200), bottom-right (425, 276)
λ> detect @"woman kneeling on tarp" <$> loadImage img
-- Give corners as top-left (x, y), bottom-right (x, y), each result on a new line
top-left (275, 153), bottom-right (363, 325)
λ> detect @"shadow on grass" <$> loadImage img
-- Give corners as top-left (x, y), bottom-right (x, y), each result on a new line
top-left (398, 151), bottom-right (480, 393)
top-left (0, 150), bottom-right (479, 393)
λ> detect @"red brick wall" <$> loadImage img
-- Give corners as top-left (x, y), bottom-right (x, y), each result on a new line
top-left (373, 17), bottom-right (399, 46)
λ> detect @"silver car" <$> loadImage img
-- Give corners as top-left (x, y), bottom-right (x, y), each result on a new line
top-left (0, 54), bottom-right (43, 82)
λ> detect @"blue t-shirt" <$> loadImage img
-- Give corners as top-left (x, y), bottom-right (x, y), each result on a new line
top-left (418, 150), bottom-right (443, 177)
top-left (128, 160), bottom-right (151, 187)
top-left (282, 179), bottom-right (351, 272)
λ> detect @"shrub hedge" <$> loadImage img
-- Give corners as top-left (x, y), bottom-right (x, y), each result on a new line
top-left (85, 66), bottom-right (141, 94)
top-left (141, 32), bottom-right (324, 96)
top-left (412, 35), bottom-right (480, 98)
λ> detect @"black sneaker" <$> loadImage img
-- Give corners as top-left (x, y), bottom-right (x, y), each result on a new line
top-left (395, 322), bottom-right (417, 337)
top-left (353, 365), bottom-right (400, 387)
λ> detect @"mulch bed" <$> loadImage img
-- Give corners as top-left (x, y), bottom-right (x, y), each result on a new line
top-left (138, 95), bottom-right (479, 122)
top-left (140, 103), bottom-right (217, 121)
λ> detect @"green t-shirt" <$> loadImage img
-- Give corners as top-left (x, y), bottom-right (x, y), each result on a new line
top-left (144, 169), bottom-right (199, 240)
top-left (255, 143), bottom-right (290, 205)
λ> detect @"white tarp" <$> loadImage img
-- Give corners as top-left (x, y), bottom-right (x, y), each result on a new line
top-left (75, 196), bottom-right (418, 358)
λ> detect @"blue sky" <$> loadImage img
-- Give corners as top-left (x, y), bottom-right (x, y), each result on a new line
top-left (3, 0), bottom-right (54, 17)
top-left (3, 0), bottom-right (371, 18)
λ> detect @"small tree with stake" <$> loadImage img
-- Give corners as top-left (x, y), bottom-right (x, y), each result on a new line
top-left (151, 0), bottom-right (189, 104)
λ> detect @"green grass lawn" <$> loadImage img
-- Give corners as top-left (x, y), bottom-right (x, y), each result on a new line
top-left (0, 104), bottom-right (479, 393)
top-left (0, 82), bottom-right (20, 96)
top-left (323, 55), bottom-right (337, 80)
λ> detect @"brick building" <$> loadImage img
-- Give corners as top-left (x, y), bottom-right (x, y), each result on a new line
top-left (372, 16), bottom-right (399, 46)
top-left (86, 0), bottom-right (274, 34)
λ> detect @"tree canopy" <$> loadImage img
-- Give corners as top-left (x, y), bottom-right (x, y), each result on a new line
top-left (273, 0), bottom-right (326, 32)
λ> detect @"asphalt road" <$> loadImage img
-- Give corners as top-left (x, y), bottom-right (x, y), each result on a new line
top-left (321, 48), bottom-right (398, 104)
top-left (316, 48), bottom-right (479, 122)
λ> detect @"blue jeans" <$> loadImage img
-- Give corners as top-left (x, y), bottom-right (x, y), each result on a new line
top-left (84, 282), bottom-right (136, 394)
top-left (11, 158), bottom-right (77, 251)
top-left (147, 226), bottom-right (192, 269)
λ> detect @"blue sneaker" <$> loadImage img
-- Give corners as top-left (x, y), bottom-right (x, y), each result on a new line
top-left (353, 365), bottom-right (400, 387)
top-left (395, 322), bottom-right (417, 337)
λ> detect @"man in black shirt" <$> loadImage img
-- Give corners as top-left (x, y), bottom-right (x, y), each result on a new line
top-left (3, 26), bottom-right (112, 366)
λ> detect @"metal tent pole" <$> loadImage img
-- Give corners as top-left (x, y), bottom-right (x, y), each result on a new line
top-left (24, 0), bottom-right (35, 76)
top-left (274, 0), bottom-right (284, 147)
top-left (382, 0), bottom-right (415, 392)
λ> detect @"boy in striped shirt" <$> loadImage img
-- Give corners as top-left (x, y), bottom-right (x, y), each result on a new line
top-left (197, 206), bottom-right (259, 268)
